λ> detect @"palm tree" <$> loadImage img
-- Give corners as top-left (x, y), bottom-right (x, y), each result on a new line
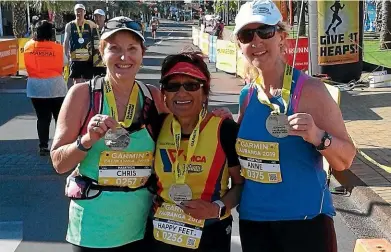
top-left (380, 0), bottom-right (391, 49)
top-left (376, 0), bottom-right (382, 32)
top-left (12, 2), bottom-right (28, 38)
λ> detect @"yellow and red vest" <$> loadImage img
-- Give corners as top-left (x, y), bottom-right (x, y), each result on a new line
top-left (154, 113), bottom-right (230, 203)
top-left (24, 40), bottom-right (63, 78)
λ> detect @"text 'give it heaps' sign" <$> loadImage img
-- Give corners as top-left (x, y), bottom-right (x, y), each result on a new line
top-left (317, 0), bottom-right (359, 65)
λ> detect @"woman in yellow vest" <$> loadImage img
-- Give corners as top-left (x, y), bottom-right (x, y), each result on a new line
top-left (149, 52), bottom-right (244, 252)
top-left (24, 20), bottom-right (68, 156)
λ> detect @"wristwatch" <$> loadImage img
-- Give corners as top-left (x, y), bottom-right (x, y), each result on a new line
top-left (316, 131), bottom-right (332, 151)
top-left (76, 135), bottom-right (92, 152)
top-left (213, 200), bottom-right (227, 218)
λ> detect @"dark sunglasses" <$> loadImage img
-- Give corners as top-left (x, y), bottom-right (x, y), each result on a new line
top-left (162, 82), bottom-right (204, 92)
top-left (103, 19), bottom-right (142, 33)
top-left (237, 25), bottom-right (278, 44)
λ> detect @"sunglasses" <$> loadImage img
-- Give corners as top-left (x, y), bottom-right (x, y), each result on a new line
top-left (103, 19), bottom-right (142, 33)
top-left (162, 82), bottom-right (204, 92)
top-left (237, 25), bottom-right (278, 44)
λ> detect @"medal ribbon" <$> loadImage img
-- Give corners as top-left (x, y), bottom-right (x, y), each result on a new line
top-left (172, 109), bottom-right (207, 184)
top-left (254, 64), bottom-right (293, 114)
top-left (104, 81), bottom-right (139, 128)
top-left (74, 21), bottom-right (85, 39)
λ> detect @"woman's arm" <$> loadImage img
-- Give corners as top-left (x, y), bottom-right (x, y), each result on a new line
top-left (50, 84), bottom-right (91, 174)
top-left (147, 84), bottom-right (170, 113)
top-left (289, 77), bottom-right (356, 171)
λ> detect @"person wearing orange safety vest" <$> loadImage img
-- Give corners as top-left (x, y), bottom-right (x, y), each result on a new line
top-left (24, 20), bottom-right (68, 156)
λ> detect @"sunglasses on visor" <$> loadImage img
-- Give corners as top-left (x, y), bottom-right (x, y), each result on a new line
top-left (103, 19), bottom-right (142, 32)
top-left (237, 25), bottom-right (279, 44)
top-left (162, 82), bottom-right (204, 92)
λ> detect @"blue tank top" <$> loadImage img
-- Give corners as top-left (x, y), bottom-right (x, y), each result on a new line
top-left (237, 69), bottom-right (335, 221)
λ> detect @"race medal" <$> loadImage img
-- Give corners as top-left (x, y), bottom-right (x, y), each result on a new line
top-left (98, 150), bottom-right (153, 188)
top-left (236, 138), bottom-right (282, 183)
top-left (78, 37), bottom-right (84, 44)
top-left (104, 127), bottom-right (130, 150)
top-left (168, 183), bottom-right (192, 204)
top-left (265, 113), bottom-right (289, 138)
top-left (153, 202), bottom-right (205, 249)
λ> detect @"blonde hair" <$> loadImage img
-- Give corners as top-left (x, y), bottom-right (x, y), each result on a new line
top-left (237, 21), bottom-right (291, 82)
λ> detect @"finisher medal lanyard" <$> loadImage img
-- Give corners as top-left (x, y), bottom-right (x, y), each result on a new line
top-left (172, 109), bottom-right (207, 184)
top-left (74, 21), bottom-right (85, 39)
top-left (104, 81), bottom-right (139, 128)
top-left (254, 64), bottom-right (293, 115)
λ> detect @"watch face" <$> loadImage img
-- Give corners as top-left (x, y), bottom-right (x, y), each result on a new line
top-left (324, 138), bottom-right (331, 147)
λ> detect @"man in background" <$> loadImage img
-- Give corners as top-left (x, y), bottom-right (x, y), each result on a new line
top-left (92, 9), bottom-right (106, 76)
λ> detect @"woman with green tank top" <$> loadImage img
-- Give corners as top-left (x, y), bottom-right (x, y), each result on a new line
top-left (51, 17), bottom-right (167, 251)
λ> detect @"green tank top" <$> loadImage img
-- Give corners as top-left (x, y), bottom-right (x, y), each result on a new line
top-left (66, 88), bottom-right (154, 248)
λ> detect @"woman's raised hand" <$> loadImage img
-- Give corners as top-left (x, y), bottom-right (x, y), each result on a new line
top-left (85, 114), bottom-right (118, 145)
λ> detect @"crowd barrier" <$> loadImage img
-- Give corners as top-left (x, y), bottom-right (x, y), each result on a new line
top-left (0, 33), bottom-right (67, 78)
top-left (208, 35), bottom-right (217, 63)
top-left (192, 27), bottom-right (309, 78)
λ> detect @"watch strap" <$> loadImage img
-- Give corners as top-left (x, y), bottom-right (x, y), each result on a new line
top-left (213, 200), bottom-right (226, 218)
top-left (316, 131), bottom-right (331, 151)
top-left (77, 135), bottom-right (91, 152)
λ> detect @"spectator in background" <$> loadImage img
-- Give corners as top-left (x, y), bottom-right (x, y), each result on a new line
top-left (92, 9), bottom-right (106, 76)
top-left (24, 20), bottom-right (68, 156)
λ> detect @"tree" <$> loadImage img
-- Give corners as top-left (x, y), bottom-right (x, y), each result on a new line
top-left (12, 2), bottom-right (28, 38)
top-left (380, 0), bottom-right (391, 49)
top-left (376, 0), bottom-right (382, 32)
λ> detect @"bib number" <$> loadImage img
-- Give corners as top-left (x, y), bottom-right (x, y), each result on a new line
top-left (98, 151), bottom-right (153, 188)
top-left (236, 139), bottom-right (282, 183)
top-left (153, 203), bottom-right (204, 249)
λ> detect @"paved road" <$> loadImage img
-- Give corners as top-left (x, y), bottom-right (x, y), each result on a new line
top-left (0, 20), bottom-right (383, 252)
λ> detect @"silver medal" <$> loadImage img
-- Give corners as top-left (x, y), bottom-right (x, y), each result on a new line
top-left (265, 113), bottom-right (289, 138)
top-left (169, 184), bottom-right (192, 204)
top-left (78, 37), bottom-right (84, 44)
top-left (104, 127), bottom-right (130, 150)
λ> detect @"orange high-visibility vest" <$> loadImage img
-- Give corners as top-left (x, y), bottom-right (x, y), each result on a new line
top-left (24, 40), bottom-right (63, 78)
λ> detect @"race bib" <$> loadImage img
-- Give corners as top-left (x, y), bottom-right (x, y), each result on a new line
top-left (71, 49), bottom-right (90, 61)
top-left (236, 139), bottom-right (282, 183)
top-left (98, 151), bottom-right (152, 188)
top-left (153, 203), bottom-right (205, 249)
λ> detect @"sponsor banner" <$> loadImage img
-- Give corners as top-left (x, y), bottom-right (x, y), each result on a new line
top-left (0, 39), bottom-right (18, 76)
top-left (192, 27), bottom-right (199, 46)
top-left (236, 49), bottom-right (246, 79)
top-left (317, 0), bottom-right (359, 65)
top-left (285, 37), bottom-right (309, 70)
top-left (208, 35), bottom-right (217, 63)
top-left (200, 33), bottom-right (209, 56)
top-left (17, 38), bottom-right (30, 71)
top-left (216, 40), bottom-right (237, 73)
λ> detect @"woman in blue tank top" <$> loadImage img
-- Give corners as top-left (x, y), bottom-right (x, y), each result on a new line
top-left (233, 1), bottom-right (356, 251)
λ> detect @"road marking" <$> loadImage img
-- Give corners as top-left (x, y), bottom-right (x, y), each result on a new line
top-left (0, 221), bottom-right (23, 252)
top-left (231, 235), bottom-right (242, 252)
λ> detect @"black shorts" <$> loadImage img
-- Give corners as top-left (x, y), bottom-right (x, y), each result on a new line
top-left (93, 67), bottom-right (106, 77)
top-left (69, 61), bottom-right (94, 80)
top-left (239, 214), bottom-right (337, 252)
top-left (146, 216), bottom-right (232, 252)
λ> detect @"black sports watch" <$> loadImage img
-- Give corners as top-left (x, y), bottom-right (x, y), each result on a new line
top-left (316, 131), bottom-right (332, 151)
top-left (76, 135), bottom-right (92, 152)
top-left (213, 200), bottom-right (227, 218)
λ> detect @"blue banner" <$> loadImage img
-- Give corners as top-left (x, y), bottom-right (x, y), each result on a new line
top-left (208, 36), bottom-right (217, 63)
top-left (364, 0), bottom-right (376, 32)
